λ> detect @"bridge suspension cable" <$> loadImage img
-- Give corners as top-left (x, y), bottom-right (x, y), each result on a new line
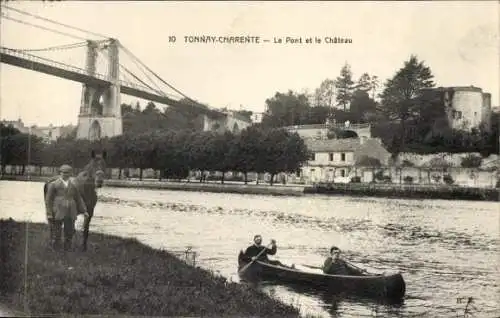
top-left (119, 44), bottom-right (201, 106)
top-left (124, 52), bottom-right (166, 96)
top-left (96, 49), bottom-right (165, 97)
top-left (7, 41), bottom-right (88, 52)
top-left (1, 14), bottom-right (89, 41)
top-left (1, 4), bottom-right (109, 39)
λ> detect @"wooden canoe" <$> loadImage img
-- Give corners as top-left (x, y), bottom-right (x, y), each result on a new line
top-left (237, 251), bottom-right (405, 300)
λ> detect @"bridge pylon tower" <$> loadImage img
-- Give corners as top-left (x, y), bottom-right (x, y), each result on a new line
top-left (76, 38), bottom-right (122, 140)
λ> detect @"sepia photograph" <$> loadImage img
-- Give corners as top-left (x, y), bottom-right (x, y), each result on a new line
top-left (0, 1), bottom-right (498, 317)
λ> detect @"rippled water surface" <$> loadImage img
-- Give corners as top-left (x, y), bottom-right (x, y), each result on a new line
top-left (1, 181), bottom-right (499, 317)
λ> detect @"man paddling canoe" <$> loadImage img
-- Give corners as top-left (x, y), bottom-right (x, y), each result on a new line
top-left (323, 246), bottom-right (353, 275)
top-left (241, 234), bottom-right (283, 266)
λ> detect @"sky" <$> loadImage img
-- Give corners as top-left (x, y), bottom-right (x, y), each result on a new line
top-left (0, 1), bottom-right (498, 127)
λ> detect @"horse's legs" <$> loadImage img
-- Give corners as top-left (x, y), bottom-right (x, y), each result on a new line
top-left (82, 214), bottom-right (92, 252)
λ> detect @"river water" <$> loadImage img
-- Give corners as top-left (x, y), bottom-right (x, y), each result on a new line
top-left (1, 181), bottom-right (498, 317)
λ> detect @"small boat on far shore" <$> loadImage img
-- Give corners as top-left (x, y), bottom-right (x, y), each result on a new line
top-left (237, 251), bottom-right (406, 300)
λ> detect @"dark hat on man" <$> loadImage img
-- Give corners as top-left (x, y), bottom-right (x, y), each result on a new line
top-left (330, 246), bottom-right (341, 253)
top-left (59, 164), bottom-right (73, 173)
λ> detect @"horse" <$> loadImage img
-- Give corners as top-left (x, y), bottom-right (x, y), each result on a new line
top-left (43, 150), bottom-right (107, 251)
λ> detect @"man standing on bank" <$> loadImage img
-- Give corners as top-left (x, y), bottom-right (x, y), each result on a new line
top-left (45, 164), bottom-right (88, 251)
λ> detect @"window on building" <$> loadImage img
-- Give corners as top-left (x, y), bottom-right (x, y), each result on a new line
top-left (453, 111), bottom-right (462, 119)
top-left (310, 153), bottom-right (316, 161)
top-left (340, 169), bottom-right (346, 177)
top-left (329, 153), bottom-right (334, 161)
top-left (296, 170), bottom-right (301, 177)
top-left (341, 153), bottom-right (346, 161)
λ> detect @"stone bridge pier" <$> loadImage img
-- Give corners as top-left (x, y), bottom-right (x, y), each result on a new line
top-left (76, 39), bottom-right (122, 140)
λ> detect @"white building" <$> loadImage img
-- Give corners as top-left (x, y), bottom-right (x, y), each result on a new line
top-left (251, 112), bottom-right (264, 124)
top-left (424, 86), bottom-right (492, 132)
top-left (202, 110), bottom-right (252, 134)
top-left (298, 137), bottom-right (392, 184)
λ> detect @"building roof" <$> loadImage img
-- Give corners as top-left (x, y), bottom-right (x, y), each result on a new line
top-left (305, 137), bottom-right (392, 166)
top-left (304, 138), bottom-right (361, 152)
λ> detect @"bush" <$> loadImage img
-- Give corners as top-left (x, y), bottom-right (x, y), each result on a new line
top-left (356, 156), bottom-right (382, 167)
top-left (382, 175), bottom-right (392, 183)
top-left (374, 170), bottom-right (384, 181)
top-left (461, 154), bottom-right (482, 168)
top-left (401, 160), bottom-right (415, 167)
top-left (431, 174), bottom-right (442, 183)
top-left (403, 176), bottom-right (413, 184)
top-left (443, 174), bottom-right (454, 185)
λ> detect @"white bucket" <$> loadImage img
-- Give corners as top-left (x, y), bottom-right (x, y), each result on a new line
top-left (75, 214), bottom-right (85, 231)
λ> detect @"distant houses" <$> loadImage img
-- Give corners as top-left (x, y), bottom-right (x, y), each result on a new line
top-left (1, 118), bottom-right (75, 143)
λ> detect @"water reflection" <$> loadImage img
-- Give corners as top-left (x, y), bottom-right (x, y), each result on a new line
top-left (257, 281), bottom-right (407, 318)
top-left (1, 181), bottom-right (499, 318)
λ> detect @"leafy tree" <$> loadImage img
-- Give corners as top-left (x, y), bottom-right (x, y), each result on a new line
top-left (349, 90), bottom-right (378, 123)
top-left (306, 106), bottom-right (331, 125)
top-left (378, 55), bottom-right (435, 154)
top-left (156, 131), bottom-right (190, 180)
top-left (461, 154), bottom-right (482, 168)
top-left (335, 63), bottom-right (355, 111)
top-left (262, 91), bottom-right (311, 128)
top-left (143, 101), bottom-right (160, 115)
top-left (281, 132), bottom-right (310, 179)
top-left (109, 134), bottom-right (131, 179)
top-left (127, 132), bottom-right (158, 180)
top-left (357, 73), bottom-right (379, 99)
top-left (231, 127), bottom-right (262, 183)
top-left (313, 79), bottom-right (336, 108)
top-left (255, 128), bottom-right (287, 185)
top-left (209, 131), bottom-right (235, 183)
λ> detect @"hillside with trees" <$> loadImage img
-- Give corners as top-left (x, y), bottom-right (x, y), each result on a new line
top-left (259, 55), bottom-right (499, 157)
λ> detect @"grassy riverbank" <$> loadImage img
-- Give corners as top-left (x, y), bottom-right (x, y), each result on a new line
top-left (0, 219), bottom-right (303, 317)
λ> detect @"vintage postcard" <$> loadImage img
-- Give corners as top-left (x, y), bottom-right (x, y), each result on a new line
top-left (0, 1), bottom-right (498, 317)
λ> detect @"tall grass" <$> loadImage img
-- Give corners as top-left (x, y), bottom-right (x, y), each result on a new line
top-left (0, 219), bottom-right (302, 317)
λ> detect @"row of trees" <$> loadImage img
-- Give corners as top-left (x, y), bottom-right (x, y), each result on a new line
top-left (0, 124), bottom-right (310, 185)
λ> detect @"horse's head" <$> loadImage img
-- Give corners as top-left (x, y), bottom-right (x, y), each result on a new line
top-left (82, 150), bottom-right (108, 188)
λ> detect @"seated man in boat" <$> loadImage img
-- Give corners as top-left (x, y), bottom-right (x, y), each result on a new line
top-left (323, 246), bottom-right (351, 275)
top-left (241, 234), bottom-right (282, 266)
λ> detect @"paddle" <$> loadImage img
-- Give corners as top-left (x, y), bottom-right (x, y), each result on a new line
top-left (300, 264), bottom-right (322, 270)
top-left (344, 260), bottom-right (370, 274)
top-left (300, 260), bottom-right (369, 274)
top-left (238, 242), bottom-right (273, 275)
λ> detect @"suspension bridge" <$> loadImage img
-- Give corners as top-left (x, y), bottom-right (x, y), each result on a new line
top-left (0, 5), bottom-right (249, 140)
